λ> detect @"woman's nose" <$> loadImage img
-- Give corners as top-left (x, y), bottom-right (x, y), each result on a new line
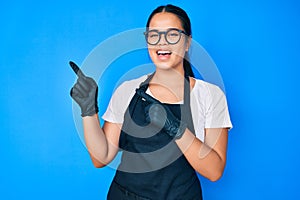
top-left (157, 33), bottom-right (168, 45)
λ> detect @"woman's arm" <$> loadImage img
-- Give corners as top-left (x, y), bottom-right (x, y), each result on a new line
top-left (175, 128), bottom-right (228, 181)
top-left (82, 114), bottom-right (121, 168)
top-left (69, 62), bottom-right (122, 168)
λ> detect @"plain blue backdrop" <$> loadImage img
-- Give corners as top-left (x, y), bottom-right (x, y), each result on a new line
top-left (1, 0), bottom-right (299, 199)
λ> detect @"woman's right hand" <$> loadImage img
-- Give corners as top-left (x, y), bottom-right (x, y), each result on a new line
top-left (69, 61), bottom-right (99, 117)
top-left (136, 89), bottom-right (187, 139)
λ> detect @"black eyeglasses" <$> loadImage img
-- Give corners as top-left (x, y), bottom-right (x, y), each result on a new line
top-left (144, 28), bottom-right (188, 45)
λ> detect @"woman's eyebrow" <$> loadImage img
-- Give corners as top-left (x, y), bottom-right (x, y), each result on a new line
top-left (147, 27), bottom-right (179, 31)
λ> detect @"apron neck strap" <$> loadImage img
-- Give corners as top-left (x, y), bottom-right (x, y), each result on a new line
top-left (182, 72), bottom-right (195, 134)
top-left (183, 71), bottom-right (191, 107)
top-left (138, 73), bottom-right (155, 92)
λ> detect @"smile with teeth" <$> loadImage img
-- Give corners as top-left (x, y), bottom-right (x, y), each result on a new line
top-left (157, 50), bottom-right (172, 56)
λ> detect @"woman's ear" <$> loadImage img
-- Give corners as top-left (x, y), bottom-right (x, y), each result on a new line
top-left (185, 35), bottom-right (192, 52)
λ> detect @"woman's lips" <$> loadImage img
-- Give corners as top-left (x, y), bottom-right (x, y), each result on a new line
top-left (157, 50), bottom-right (172, 55)
top-left (156, 50), bottom-right (172, 60)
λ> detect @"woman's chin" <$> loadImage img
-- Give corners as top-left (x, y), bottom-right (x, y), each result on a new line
top-left (154, 63), bottom-right (173, 71)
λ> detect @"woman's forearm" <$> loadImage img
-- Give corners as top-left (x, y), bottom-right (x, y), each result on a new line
top-left (175, 128), bottom-right (228, 181)
top-left (82, 114), bottom-right (110, 166)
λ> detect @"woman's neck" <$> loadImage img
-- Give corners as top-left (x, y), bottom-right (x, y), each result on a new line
top-left (151, 67), bottom-right (185, 87)
top-left (148, 67), bottom-right (186, 103)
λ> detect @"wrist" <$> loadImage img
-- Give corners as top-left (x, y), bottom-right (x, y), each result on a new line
top-left (82, 113), bottom-right (98, 119)
top-left (81, 106), bottom-right (99, 117)
top-left (173, 122), bottom-right (187, 139)
top-left (165, 120), bottom-right (187, 139)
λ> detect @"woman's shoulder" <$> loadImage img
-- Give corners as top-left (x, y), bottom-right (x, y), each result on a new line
top-left (192, 78), bottom-right (225, 98)
top-left (121, 75), bottom-right (148, 86)
top-left (116, 75), bottom-right (149, 91)
top-left (112, 74), bottom-right (149, 98)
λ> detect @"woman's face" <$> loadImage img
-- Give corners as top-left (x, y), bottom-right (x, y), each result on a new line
top-left (147, 12), bottom-right (191, 71)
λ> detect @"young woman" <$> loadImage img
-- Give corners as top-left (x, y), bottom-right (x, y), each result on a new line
top-left (70, 4), bottom-right (232, 200)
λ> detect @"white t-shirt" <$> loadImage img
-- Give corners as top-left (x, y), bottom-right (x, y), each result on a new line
top-left (102, 75), bottom-right (232, 142)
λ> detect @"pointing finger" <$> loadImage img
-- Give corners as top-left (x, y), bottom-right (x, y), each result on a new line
top-left (69, 61), bottom-right (86, 78)
top-left (69, 61), bottom-right (79, 74)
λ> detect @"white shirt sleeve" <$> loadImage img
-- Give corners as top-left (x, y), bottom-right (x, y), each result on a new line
top-left (204, 83), bottom-right (232, 129)
top-left (190, 80), bottom-right (232, 141)
top-left (102, 82), bottom-right (134, 123)
top-left (102, 75), bottom-right (148, 124)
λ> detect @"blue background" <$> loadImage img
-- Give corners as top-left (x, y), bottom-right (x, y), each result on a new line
top-left (1, 0), bottom-right (299, 199)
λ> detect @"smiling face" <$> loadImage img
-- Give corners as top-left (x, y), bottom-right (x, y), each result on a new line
top-left (147, 12), bottom-right (191, 72)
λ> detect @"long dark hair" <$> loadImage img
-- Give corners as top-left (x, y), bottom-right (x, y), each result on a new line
top-left (146, 4), bottom-right (194, 77)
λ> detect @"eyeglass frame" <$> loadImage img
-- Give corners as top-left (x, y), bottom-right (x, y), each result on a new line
top-left (144, 28), bottom-right (188, 45)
